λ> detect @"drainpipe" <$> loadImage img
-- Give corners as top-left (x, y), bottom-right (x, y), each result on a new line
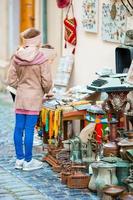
top-left (42, 0), bottom-right (47, 44)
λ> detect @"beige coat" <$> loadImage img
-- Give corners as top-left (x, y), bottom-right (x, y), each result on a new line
top-left (7, 60), bottom-right (52, 111)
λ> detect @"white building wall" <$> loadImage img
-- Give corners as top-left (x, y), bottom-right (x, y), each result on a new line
top-left (0, 0), bottom-right (20, 60)
top-left (8, 0), bottom-right (20, 58)
top-left (0, 0), bottom-right (124, 88)
top-left (0, 0), bottom-right (8, 60)
top-left (71, 0), bottom-right (119, 86)
top-left (35, 0), bottom-right (62, 78)
top-left (47, 0), bottom-right (121, 87)
top-left (47, 0), bottom-right (62, 77)
top-left (35, 0), bottom-right (42, 30)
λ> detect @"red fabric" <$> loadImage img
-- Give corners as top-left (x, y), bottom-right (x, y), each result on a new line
top-left (56, 0), bottom-right (70, 8)
top-left (95, 124), bottom-right (103, 144)
top-left (64, 17), bottom-right (77, 53)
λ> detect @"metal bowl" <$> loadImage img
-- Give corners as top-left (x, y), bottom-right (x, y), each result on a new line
top-left (103, 185), bottom-right (126, 197)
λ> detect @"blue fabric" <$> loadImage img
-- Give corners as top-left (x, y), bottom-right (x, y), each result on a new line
top-left (14, 114), bottom-right (38, 161)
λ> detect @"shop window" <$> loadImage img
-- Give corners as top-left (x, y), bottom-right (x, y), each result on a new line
top-left (115, 46), bottom-right (133, 73)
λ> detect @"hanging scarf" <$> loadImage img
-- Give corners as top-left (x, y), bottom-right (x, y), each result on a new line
top-left (49, 110), bottom-right (54, 144)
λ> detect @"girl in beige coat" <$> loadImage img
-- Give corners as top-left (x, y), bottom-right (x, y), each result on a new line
top-left (7, 28), bottom-right (53, 171)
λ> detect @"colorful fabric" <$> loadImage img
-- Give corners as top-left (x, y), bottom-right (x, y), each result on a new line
top-left (45, 111), bottom-right (49, 132)
top-left (64, 17), bottom-right (77, 46)
top-left (95, 123), bottom-right (103, 144)
top-left (41, 108), bottom-right (63, 144)
top-left (49, 111), bottom-right (54, 139)
top-left (53, 110), bottom-right (59, 139)
top-left (64, 2), bottom-right (77, 54)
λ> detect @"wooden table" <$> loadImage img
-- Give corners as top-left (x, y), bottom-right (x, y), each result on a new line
top-left (63, 110), bottom-right (87, 140)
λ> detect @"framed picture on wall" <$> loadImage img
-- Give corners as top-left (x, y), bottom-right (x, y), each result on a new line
top-left (102, 2), bottom-right (127, 43)
top-left (82, 0), bottom-right (99, 33)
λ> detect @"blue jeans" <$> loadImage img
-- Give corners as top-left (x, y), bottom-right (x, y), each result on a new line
top-left (14, 114), bottom-right (39, 161)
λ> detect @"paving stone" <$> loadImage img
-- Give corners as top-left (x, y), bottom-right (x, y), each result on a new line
top-left (16, 191), bottom-right (42, 196)
top-left (10, 187), bottom-right (33, 193)
top-left (3, 184), bottom-right (31, 190)
top-left (0, 195), bottom-right (16, 200)
top-left (19, 195), bottom-right (48, 200)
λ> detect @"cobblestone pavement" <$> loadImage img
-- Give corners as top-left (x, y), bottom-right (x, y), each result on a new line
top-left (0, 92), bottom-right (100, 200)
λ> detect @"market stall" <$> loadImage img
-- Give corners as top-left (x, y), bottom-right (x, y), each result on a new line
top-left (36, 69), bottom-right (133, 198)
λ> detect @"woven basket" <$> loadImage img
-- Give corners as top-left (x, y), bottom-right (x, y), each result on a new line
top-left (67, 173), bottom-right (90, 189)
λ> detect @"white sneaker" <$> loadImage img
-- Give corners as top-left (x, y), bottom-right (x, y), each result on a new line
top-left (33, 135), bottom-right (43, 146)
top-left (15, 159), bottom-right (24, 169)
top-left (23, 159), bottom-right (43, 171)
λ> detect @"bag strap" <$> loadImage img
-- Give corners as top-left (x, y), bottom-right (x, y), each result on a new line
top-left (66, 0), bottom-right (74, 18)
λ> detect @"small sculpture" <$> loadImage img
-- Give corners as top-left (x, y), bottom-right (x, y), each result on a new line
top-left (70, 136), bottom-right (82, 163)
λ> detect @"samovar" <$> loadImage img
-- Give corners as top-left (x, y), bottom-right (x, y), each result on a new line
top-left (103, 119), bottom-right (119, 157)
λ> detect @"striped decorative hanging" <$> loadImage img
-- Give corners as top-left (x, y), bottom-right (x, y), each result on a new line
top-left (64, 0), bottom-right (77, 54)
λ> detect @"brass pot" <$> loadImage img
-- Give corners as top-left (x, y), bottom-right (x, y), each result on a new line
top-left (103, 142), bottom-right (119, 157)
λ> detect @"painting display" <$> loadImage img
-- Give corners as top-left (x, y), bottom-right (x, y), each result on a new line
top-left (102, 2), bottom-right (127, 43)
top-left (82, 0), bottom-right (99, 33)
top-left (54, 55), bottom-right (74, 93)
